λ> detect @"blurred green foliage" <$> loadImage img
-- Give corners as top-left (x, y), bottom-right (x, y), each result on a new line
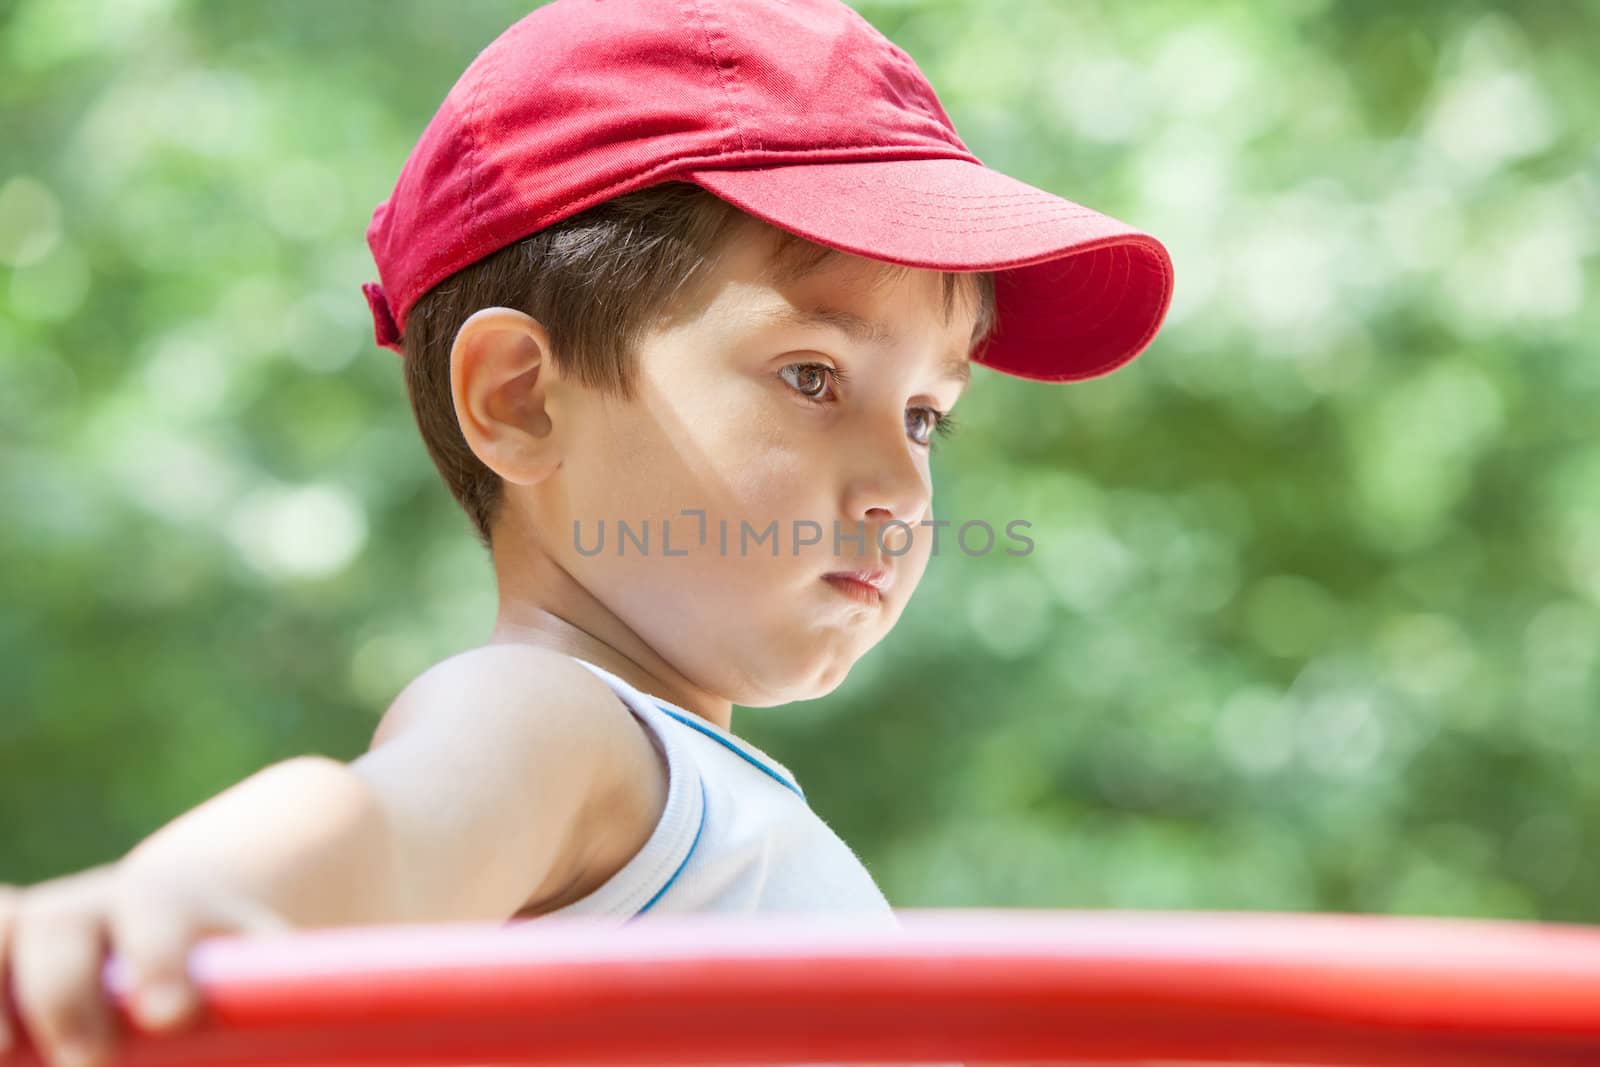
top-left (3, 0), bottom-right (1597, 924)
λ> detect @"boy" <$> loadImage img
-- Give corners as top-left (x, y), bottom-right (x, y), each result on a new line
top-left (0, 1), bottom-right (1172, 1066)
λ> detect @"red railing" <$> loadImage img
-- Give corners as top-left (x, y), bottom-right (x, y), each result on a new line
top-left (7, 909), bottom-right (1600, 1067)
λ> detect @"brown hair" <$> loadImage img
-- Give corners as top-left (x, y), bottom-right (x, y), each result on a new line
top-left (399, 180), bottom-right (997, 551)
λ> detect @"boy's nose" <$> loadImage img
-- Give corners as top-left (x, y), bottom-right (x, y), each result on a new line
top-left (841, 446), bottom-right (930, 532)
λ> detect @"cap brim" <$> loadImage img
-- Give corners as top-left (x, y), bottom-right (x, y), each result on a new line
top-left (683, 157), bottom-right (1173, 383)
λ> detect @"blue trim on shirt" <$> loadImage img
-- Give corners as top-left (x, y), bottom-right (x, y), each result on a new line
top-left (650, 701), bottom-right (808, 803)
top-left (633, 775), bottom-right (709, 917)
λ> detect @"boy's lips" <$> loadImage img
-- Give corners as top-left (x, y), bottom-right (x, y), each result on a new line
top-left (820, 567), bottom-right (893, 593)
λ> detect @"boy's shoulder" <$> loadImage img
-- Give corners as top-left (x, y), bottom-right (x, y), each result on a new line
top-left (369, 643), bottom-right (619, 749)
top-left (362, 643), bottom-right (668, 920)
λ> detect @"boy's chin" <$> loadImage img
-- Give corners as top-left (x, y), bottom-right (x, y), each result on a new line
top-left (716, 641), bottom-right (869, 707)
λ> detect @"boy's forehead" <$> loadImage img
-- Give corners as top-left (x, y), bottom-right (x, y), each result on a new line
top-left (689, 225), bottom-right (979, 355)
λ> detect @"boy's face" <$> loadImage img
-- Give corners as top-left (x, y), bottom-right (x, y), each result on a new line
top-left (506, 223), bottom-right (977, 707)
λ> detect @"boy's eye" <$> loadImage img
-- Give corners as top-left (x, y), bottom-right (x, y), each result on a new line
top-left (906, 407), bottom-right (958, 449)
top-left (778, 361), bottom-right (837, 400)
top-left (906, 408), bottom-right (938, 446)
top-left (778, 360), bottom-right (957, 450)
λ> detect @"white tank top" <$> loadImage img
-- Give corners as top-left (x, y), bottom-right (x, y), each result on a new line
top-left (536, 658), bottom-right (964, 1067)
top-left (538, 656), bottom-right (899, 925)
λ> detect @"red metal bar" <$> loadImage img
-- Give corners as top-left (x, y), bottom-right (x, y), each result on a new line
top-left (6, 909), bottom-right (1600, 1066)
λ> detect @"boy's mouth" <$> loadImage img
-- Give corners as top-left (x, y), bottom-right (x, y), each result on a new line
top-left (820, 567), bottom-right (892, 606)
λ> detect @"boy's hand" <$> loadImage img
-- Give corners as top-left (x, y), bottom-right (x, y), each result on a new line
top-left (0, 858), bottom-right (292, 1067)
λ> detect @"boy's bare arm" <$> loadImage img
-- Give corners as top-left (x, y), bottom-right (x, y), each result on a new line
top-left (0, 646), bottom-right (653, 1067)
top-left (122, 643), bottom-right (642, 928)
top-left (115, 755), bottom-right (407, 930)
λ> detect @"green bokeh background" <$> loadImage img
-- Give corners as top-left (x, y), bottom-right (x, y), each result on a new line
top-left (3, 0), bottom-right (1597, 923)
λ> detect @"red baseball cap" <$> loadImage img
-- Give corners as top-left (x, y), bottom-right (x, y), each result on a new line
top-left (363, 0), bottom-right (1174, 383)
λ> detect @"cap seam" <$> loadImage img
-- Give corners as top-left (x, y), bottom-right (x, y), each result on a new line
top-left (464, 46), bottom-right (497, 259)
top-left (685, 0), bottom-right (753, 154)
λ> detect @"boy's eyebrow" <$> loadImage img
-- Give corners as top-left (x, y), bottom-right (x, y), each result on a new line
top-left (752, 303), bottom-right (972, 389)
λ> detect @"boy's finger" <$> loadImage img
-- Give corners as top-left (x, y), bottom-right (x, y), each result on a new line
top-left (105, 906), bottom-right (197, 1031)
top-left (0, 884), bottom-right (21, 1054)
top-left (11, 893), bottom-right (117, 1067)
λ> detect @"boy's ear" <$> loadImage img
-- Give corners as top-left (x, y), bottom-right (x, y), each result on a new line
top-left (450, 306), bottom-right (564, 487)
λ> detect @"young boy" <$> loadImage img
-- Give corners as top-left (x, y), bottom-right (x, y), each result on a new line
top-left (0, 1), bottom-right (1172, 1065)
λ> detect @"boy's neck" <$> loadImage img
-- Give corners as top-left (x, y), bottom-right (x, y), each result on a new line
top-left (487, 540), bottom-right (734, 732)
